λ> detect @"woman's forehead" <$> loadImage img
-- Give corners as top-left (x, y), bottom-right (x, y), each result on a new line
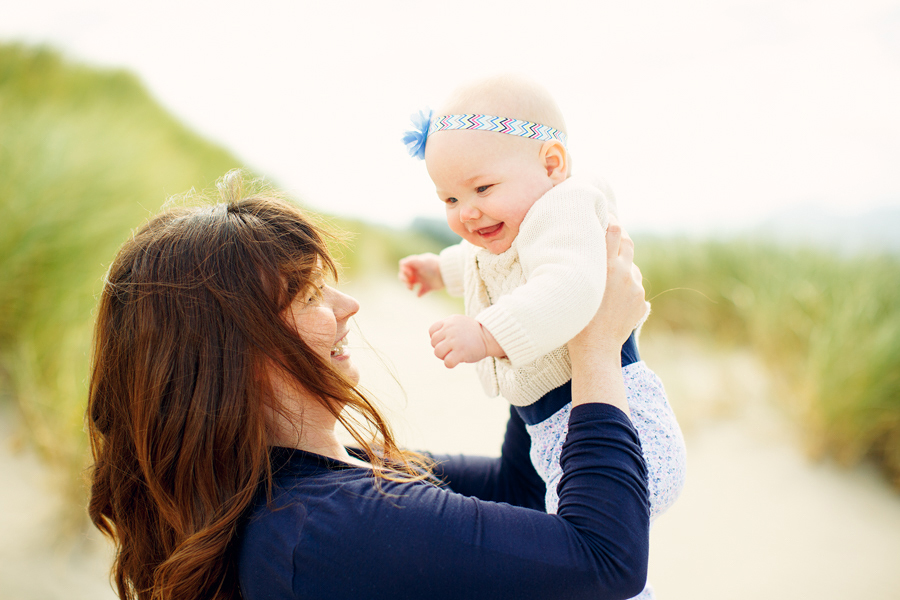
top-left (311, 258), bottom-right (335, 283)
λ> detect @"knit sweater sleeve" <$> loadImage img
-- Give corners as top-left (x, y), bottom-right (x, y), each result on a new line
top-left (438, 241), bottom-right (467, 297)
top-left (476, 177), bottom-right (609, 367)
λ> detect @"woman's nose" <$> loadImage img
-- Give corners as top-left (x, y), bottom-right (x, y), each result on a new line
top-left (335, 289), bottom-right (360, 321)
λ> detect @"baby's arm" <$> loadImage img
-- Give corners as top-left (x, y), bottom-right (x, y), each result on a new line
top-left (401, 243), bottom-right (499, 367)
top-left (429, 315), bottom-right (505, 368)
top-left (398, 241), bottom-right (469, 298)
top-left (398, 253), bottom-right (445, 297)
top-left (478, 177), bottom-right (611, 367)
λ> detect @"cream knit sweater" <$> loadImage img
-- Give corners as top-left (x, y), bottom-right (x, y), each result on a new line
top-left (438, 176), bottom-right (618, 406)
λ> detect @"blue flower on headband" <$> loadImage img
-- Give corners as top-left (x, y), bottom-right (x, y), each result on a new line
top-left (402, 108), bottom-right (432, 160)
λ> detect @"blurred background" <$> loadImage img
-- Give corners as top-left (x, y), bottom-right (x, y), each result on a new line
top-left (1, 1), bottom-right (899, 599)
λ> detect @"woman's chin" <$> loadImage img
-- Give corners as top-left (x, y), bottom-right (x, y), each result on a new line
top-left (331, 353), bottom-right (360, 385)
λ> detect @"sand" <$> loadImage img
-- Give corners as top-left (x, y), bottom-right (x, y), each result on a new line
top-left (1, 275), bottom-right (899, 599)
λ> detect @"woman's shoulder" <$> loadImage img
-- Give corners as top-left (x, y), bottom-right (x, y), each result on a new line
top-left (237, 450), bottom-right (415, 596)
top-left (240, 447), bottom-right (443, 540)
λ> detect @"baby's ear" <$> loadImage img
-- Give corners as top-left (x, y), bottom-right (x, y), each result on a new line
top-left (540, 141), bottom-right (568, 184)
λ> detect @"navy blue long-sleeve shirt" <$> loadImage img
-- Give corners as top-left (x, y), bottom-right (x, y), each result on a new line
top-left (236, 403), bottom-right (650, 600)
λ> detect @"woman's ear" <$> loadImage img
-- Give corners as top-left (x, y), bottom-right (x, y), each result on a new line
top-left (540, 141), bottom-right (568, 184)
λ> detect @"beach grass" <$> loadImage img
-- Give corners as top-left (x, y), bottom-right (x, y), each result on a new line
top-left (2, 40), bottom-right (898, 524)
top-left (0, 44), bottom-right (437, 521)
top-left (0, 43), bottom-right (242, 517)
top-left (635, 236), bottom-right (900, 487)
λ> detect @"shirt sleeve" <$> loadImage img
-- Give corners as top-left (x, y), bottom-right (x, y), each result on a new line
top-left (438, 242), bottom-right (467, 297)
top-left (475, 177), bottom-right (610, 367)
top-left (427, 407), bottom-right (545, 509)
top-left (259, 405), bottom-right (649, 600)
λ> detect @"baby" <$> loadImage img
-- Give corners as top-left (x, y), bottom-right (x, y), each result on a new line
top-left (399, 75), bottom-right (685, 600)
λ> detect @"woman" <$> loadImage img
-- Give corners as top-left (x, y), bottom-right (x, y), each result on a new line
top-left (88, 171), bottom-right (650, 600)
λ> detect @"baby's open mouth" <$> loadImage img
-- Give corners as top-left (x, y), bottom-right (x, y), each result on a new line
top-left (476, 223), bottom-right (503, 237)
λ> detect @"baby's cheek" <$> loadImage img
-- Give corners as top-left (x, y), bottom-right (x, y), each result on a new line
top-left (446, 219), bottom-right (468, 239)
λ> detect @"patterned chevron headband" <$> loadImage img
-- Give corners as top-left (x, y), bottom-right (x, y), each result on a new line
top-left (402, 108), bottom-right (568, 160)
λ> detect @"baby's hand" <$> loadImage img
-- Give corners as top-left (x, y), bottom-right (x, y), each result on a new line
top-left (428, 315), bottom-right (504, 368)
top-left (398, 253), bottom-right (445, 297)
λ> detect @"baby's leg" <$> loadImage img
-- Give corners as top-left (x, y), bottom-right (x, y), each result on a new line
top-left (524, 402), bottom-right (571, 514)
top-left (525, 361), bottom-right (686, 519)
top-left (623, 360), bottom-right (687, 520)
top-left (525, 362), bottom-right (683, 600)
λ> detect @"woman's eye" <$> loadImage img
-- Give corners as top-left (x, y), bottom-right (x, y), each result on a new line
top-left (307, 284), bottom-right (325, 304)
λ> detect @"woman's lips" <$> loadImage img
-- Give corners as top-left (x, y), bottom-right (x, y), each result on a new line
top-left (331, 334), bottom-right (348, 357)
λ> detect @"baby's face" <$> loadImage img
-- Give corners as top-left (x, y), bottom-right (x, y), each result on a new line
top-left (425, 130), bottom-right (554, 254)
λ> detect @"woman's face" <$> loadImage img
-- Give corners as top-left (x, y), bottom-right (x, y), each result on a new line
top-left (284, 277), bottom-right (361, 385)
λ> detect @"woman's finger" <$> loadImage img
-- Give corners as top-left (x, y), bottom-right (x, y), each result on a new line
top-left (606, 221), bottom-right (622, 261)
top-left (618, 233), bottom-right (634, 264)
top-left (631, 263), bottom-right (642, 286)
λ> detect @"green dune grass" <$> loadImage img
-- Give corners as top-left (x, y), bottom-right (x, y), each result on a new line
top-left (0, 44), bottom-right (438, 519)
top-left (636, 237), bottom-right (900, 487)
top-left (0, 44), bottom-right (244, 509)
top-left (2, 41), bottom-right (897, 524)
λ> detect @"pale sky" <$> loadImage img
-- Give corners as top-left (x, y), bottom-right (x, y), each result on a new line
top-left (3, 0), bottom-right (899, 233)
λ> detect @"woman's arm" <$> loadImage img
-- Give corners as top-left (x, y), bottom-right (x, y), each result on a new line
top-left (569, 219), bottom-right (647, 415)
top-left (239, 408), bottom-right (648, 600)
top-left (428, 219), bottom-right (648, 509)
top-left (238, 222), bottom-right (651, 600)
top-left (428, 406), bottom-right (545, 509)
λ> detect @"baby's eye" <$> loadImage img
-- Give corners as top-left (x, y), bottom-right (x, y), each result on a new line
top-left (476, 185), bottom-right (493, 194)
top-left (444, 197), bottom-right (458, 205)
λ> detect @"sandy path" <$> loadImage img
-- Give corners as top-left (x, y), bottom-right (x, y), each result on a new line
top-left (348, 278), bottom-right (900, 600)
top-left (0, 411), bottom-right (116, 600)
top-left (1, 275), bottom-right (899, 599)
top-left (640, 338), bottom-right (900, 598)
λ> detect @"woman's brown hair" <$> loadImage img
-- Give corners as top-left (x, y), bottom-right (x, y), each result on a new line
top-left (88, 171), bottom-right (428, 600)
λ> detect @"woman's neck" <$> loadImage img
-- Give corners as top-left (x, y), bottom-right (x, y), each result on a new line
top-left (271, 398), bottom-right (371, 467)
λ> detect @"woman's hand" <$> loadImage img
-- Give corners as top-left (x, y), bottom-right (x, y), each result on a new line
top-left (568, 217), bottom-right (647, 414)
top-left (570, 217), bottom-right (647, 356)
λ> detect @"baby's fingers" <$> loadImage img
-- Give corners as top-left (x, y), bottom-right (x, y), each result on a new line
top-left (431, 339), bottom-right (459, 368)
top-left (441, 349), bottom-right (461, 369)
top-left (398, 265), bottom-right (414, 288)
top-left (428, 320), bottom-right (446, 338)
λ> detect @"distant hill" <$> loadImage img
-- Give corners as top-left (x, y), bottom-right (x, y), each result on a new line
top-left (0, 44), bottom-right (256, 515)
top-left (411, 201), bottom-right (900, 258)
top-left (410, 216), bottom-right (461, 248)
top-left (752, 204), bottom-right (900, 256)
top-left (0, 43), bottom-right (437, 502)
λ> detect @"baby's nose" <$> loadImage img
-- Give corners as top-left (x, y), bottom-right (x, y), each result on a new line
top-left (459, 203), bottom-right (481, 220)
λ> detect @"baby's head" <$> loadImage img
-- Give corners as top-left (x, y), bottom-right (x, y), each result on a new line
top-left (419, 75), bottom-right (569, 254)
